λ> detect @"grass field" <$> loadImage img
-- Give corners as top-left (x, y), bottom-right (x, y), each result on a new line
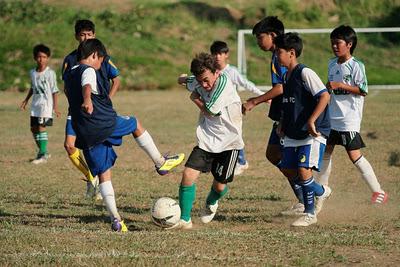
top-left (1, 89), bottom-right (399, 266)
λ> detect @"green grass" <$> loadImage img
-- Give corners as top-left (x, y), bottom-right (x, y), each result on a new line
top-left (1, 89), bottom-right (399, 266)
top-left (1, 0), bottom-right (400, 91)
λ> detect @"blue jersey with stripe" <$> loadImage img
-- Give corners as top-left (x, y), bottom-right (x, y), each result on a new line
top-left (268, 52), bottom-right (287, 121)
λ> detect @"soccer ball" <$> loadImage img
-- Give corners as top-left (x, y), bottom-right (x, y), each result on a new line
top-left (151, 197), bottom-right (181, 228)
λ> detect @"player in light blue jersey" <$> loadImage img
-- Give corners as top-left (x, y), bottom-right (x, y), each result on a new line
top-left (315, 25), bottom-right (387, 213)
top-left (62, 19), bottom-right (121, 199)
top-left (210, 40), bottom-right (264, 175)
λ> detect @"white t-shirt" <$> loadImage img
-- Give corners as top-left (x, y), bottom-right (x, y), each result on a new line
top-left (81, 67), bottom-right (99, 94)
top-left (187, 73), bottom-right (244, 153)
top-left (30, 66), bottom-right (59, 118)
top-left (284, 67), bottom-right (327, 147)
top-left (327, 56), bottom-right (367, 132)
top-left (222, 64), bottom-right (264, 95)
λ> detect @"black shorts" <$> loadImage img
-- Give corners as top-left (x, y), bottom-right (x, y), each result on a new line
top-left (30, 116), bottom-right (53, 127)
top-left (327, 130), bottom-right (366, 150)
top-left (185, 146), bottom-right (239, 184)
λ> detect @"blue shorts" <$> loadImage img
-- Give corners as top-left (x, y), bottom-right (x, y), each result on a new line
top-left (83, 115), bottom-right (137, 176)
top-left (280, 141), bottom-right (326, 171)
top-left (267, 122), bottom-right (284, 147)
top-left (65, 116), bottom-right (76, 136)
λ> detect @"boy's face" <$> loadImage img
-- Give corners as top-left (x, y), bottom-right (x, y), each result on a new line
top-left (330, 38), bottom-right (352, 58)
top-left (75, 30), bottom-right (95, 43)
top-left (195, 69), bottom-right (220, 91)
top-left (255, 33), bottom-right (275, 51)
top-left (34, 52), bottom-right (49, 70)
top-left (276, 48), bottom-right (294, 68)
top-left (213, 52), bottom-right (229, 70)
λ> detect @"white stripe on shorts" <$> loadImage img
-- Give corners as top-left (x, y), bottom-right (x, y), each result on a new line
top-left (225, 150), bottom-right (238, 179)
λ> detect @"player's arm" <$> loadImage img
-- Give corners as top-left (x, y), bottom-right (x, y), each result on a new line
top-left (308, 91), bottom-right (330, 137)
top-left (326, 81), bottom-right (366, 96)
top-left (242, 83), bottom-right (283, 114)
top-left (232, 68), bottom-right (264, 96)
top-left (81, 84), bottom-right (93, 114)
top-left (108, 76), bottom-right (120, 98)
top-left (52, 92), bottom-right (61, 118)
top-left (190, 91), bottom-right (209, 115)
top-left (20, 88), bottom-right (33, 110)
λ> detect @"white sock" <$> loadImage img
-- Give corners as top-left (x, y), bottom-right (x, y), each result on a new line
top-left (315, 155), bottom-right (332, 186)
top-left (99, 181), bottom-right (121, 221)
top-left (135, 130), bottom-right (164, 167)
top-left (354, 156), bottom-right (384, 193)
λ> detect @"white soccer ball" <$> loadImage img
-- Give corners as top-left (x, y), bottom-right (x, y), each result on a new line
top-left (151, 197), bottom-right (181, 228)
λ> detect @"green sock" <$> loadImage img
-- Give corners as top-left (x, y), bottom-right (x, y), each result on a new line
top-left (38, 131), bottom-right (48, 156)
top-left (206, 185), bottom-right (228, 205)
top-left (179, 184), bottom-right (196, 222)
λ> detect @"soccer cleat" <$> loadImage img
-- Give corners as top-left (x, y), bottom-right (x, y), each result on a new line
top-left (31, 154), bottom-right (51, 164)
top-left (156, 153), bottom-right (185, 175)
top-left (291, 213), bottom-right (317, 227)
top-left (371, 191), bottom-right (388, 204)
top-left (315, 185), bottom-right (333, 214)
top-left (165, 219), bottom-right (193, 230)
top-left (280, 202), bottom-right (305, 216)
top-left (234, 161), bottom-right (249, 176)
top-left (85, 176), bottom-right (102, 200)
top-left (200, 201), bottom-right (219, 224)
top-left (111, 219), bottom-right (128, 232)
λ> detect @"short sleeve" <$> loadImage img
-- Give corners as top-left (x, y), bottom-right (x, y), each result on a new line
top-left (81, 68), bottom-right (98, 94)
top-left (301, 68), bottom-right (327, 97)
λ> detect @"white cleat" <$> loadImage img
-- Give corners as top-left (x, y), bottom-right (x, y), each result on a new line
top-left (315, 185), bottom-right (332, 214)
top-left (280, 202), bottom-right (305, 216)
top-left (31, 154), bottom-right (51, 164)
top-left (86, 176), bottom-right (102, 200)
top-left (291, 213), bottom-right (317, 227)
top-left (234, 161), bottom-right (249, 176)
top-left (200, 201), bottom-right (219, 224)
top-left (165, 219), bottom-right (193, 230)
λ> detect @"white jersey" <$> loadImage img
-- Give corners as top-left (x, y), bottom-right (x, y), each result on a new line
top-left (327, 56), bottom-right (367, 132)
top-left (30, 66), bottom-right (59, 118)
top-left (222, 64), bottom-right (264, 95)
top-left (186, 73), bottom-right (244, 153)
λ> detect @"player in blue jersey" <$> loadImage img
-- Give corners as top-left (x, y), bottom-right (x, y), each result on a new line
top-left (275, 33), bottom-right (332, 226)
top-left (62, 19), bottom-right (121, 199)
top-left (314, 25), bottom-right (388, 213)
top-left (242, 17), bottom-right (306, 215)
top-left (64, 39), bottom-right (184, 232)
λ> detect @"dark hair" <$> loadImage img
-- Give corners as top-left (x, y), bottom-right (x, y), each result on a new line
top-left (252, 16), bottom-right (284, 36)
top-left (75, 19), bottom-right (95, 35)
top-left (77, 39), bottom-right (107, 61)
top-left (274, 32), bottom-right (303, 57)
top-left (330, 25), bottom-right (357, 54)
top-left (190, 53), bottom-right (218, 76)
top-left (33, 44), bottom-right (51, 58)
top-left (210, 41), bottom-right (229, 54)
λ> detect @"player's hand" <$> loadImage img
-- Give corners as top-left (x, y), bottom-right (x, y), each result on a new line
top-left (276, 123), bottom-right (285, 138)
top-left (307, 121), bottom-right (320, 137)
top-left (19, 100), bottom-right (28, 110)
top-left (177, 74), bottom-right (187, 85)
top-left (81, 101), bottom-right (93, 114)
top-left (326, 81), bottom-right (342, 90)
top-left (54, 109), bottom-right (61, 118)
top-left (242, 99), bottom-right (255, 114)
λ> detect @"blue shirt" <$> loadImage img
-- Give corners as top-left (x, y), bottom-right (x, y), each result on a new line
top-left (64, 64), bottom-right (117, 149)
top-left (268, 52), bottom-right (287, 121)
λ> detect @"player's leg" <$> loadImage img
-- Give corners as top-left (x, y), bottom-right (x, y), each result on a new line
top-left (291, 142), bottom-right (332, 227)
top-left (234, 148), bottom-right (249, 175)
top-left (30, 117), bottom-right (40, 151)
top-left (167, 146), bottom-right (209, 230)
top-left (132, 117), bottom-right (184, 175)
top-left (314, 145), bottom-right (334, 214)
top-left (201, 149), bottom-right (238, 223)
top-left (83, 144), bottom-right (127, 232)
top-left (279, 147), bottom-right (305, 216)
top-left (348, 148), bottom-right (388, 204)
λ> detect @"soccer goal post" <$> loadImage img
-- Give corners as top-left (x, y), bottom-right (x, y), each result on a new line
top-left (237, 27), bottom-right (400, 90)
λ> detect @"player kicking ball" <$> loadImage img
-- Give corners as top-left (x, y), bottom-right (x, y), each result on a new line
top-left (169, 53), bottom-right (244, 230)
top-left (63, 39), bottom-right (184, 232)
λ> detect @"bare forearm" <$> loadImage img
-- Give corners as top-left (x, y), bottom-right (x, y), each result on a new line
top-left (309, 92), bottom-right (330, 123)
top-left (109, 77), bottom-right (120, 98)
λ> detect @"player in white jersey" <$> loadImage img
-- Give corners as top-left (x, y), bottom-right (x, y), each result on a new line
top-left (315, 25), bottom-right (388, 214)
top-left (171, 53), bottom-right (244, 230)
top-left (210, 41), bottom-right (264, 175)
top-left (20, 44), bottom-right (60, 164)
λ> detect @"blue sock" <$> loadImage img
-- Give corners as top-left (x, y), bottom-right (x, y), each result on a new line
top-left (288, 177), bottom-right (304, 204)
top-left (300, 177), bottom-right (324, 214)
top-left (238, 149), bottom-right (246, 165)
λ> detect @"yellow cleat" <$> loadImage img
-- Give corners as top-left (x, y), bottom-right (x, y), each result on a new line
top-left (156, 153), bottom-right (185, 175)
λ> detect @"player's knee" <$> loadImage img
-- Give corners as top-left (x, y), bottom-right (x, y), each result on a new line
top-left (181, 168), bottom-right (197, 186)
top-left (64, 141), bottom-right (76, 155)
